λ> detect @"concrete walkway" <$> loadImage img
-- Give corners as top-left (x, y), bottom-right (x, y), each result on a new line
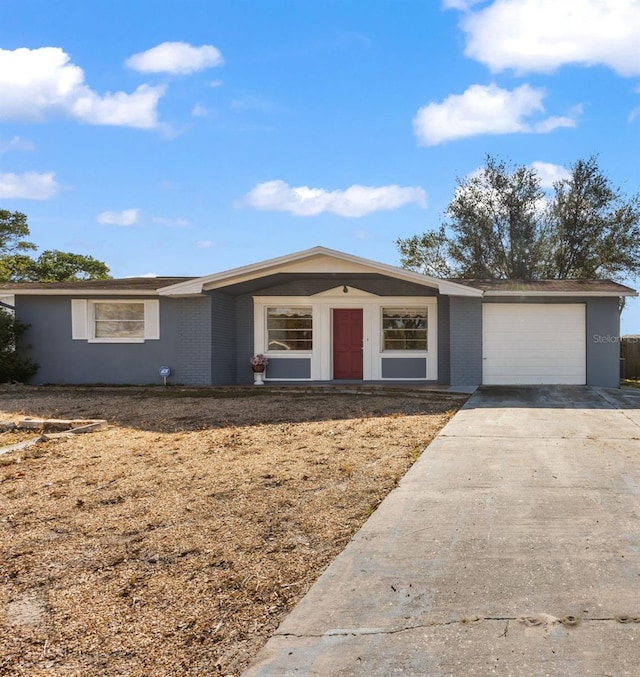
top-left (243, 386), bottom-right (640, 677)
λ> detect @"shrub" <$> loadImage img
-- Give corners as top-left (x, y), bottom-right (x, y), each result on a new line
top-left (0, 311), bottom-right (39, 383)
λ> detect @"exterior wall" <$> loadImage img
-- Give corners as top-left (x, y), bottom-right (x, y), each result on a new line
top-left (16, 295), bottom-right (191, 385)
top-left (174, 296), bottom-right (212, 386)
top-left (220, 275), bottom-right (444, 384)
top-left (437, 295), bottom-right (450, 385)
top-left (483, 296), bottom-right (622, 388)
top-left (251, 277), bottom-right (438, 297)
top-left (586, 298), bottom-right (620, 387)
top-left (266, 358), bottom-right (311, 379)
top-left (381, 357), bottom-right (427, 378)
top-left (235, 294), bottom-right (254, 385)
top-left (449, 297), bottom-right (483, 386)
top-left (209, 292), bottom-right (235, 385)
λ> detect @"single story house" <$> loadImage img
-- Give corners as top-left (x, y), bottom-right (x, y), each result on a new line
top-left (1, 246), bottom-right (636, 388)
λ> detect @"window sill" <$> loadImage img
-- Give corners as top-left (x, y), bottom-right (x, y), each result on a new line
top-left (87, 338), bottom-right (146, 344)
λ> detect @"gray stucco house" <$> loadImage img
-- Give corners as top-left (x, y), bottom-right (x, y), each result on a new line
top-left (1, 247), bottom-right (636, 388)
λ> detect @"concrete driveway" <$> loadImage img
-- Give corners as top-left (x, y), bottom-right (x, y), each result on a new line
top-left (243, 386), bottom-right (640, 677)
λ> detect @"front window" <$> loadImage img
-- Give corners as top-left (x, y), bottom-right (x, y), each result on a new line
top-left (94, 302), bottom-right (145, 339)
top-left (382, 307), bottom-right (428, 351)
top-left (267, 307), bottom-right (312, 351)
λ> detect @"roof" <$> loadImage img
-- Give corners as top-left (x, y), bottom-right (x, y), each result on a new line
top-left (0, 277), bottom-right (195, 296)
top-left (157, 246), bottom-right (482, 298)
top-left (0, 253), bottom-right (636, 298)
top-left (453, 279), bottom-right (638, 297)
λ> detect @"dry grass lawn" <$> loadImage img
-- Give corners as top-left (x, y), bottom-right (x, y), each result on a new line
top-left (0, 385), bottom-right (465, 676)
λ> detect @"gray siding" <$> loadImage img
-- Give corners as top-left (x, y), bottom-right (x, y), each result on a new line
top-left (437, 295), bottom-right (450, 385)
top-left (252, 277), bottom-right (438, 297)
top-left (174, 296), bottom-right (212, 386)
top-left (449, 297), bottom-right (483, 386)
top-left (586, 297), bottom-right (620, 388)
top-left (483, 296), bottom-right (622, 388)
top-left (210, 292), bottom-right (235, 385)
top-left (17, 295), bottom-right (186, 385)
top-left (265, 358), bottom-right (311, 379)
top-left (235, 294), bottom-right (254, 385)
top-left (381, 358), bottom-right (427, 379)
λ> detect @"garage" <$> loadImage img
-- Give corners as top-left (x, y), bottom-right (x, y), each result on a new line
top-left (482, 303), bottom-right (586, 385)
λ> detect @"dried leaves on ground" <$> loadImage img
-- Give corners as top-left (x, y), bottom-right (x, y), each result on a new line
top-left (0, 386), bottom-right (464, 676)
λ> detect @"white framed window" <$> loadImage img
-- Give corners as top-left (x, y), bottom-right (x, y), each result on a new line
top-left (266, 306), bottom-right (313, 351)
top-left (71, 299), bottom-right (160, 343)
top-left (381, 307), bottom-right (428, 351)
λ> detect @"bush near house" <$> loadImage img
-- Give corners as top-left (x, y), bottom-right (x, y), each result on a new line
top-left (0, 312), bottom-right (38, 383)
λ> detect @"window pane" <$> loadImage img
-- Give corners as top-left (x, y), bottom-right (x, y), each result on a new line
top-left (267, 307), bottom-right (312, 351)
top-left (95, 321), bottom-right (145, 339)
top-left (95, 303), bottom-right (144, 321)
top-left (382, 307), bottom-right (428, 351)
top-left (94, 303), bottom-right (145, 339)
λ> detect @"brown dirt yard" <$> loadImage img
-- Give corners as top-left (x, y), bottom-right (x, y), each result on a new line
top-left (0, 385), bottom-right (466, 676)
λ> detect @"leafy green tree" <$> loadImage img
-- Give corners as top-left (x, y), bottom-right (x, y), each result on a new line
top-left (397, 155), bottom-right (640, 282)
top-left (0, 209), bottom-right (36, 254)
top-left (0, 210), bottom-right (110, 282)
top-left (542, 157), bottom-right (640, 280)
top-left (24, 250), bottom-right (110, 282)
top-left (0, 311), bottom-right (38, 383)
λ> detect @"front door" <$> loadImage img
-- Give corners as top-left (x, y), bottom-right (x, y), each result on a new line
top-left (333, 309), bottom-right (363, 379)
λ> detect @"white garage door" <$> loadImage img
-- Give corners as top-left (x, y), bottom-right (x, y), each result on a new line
top-left (482, 304), bottom-right (586, 385)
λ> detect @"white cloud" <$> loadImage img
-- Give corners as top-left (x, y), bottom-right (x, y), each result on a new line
top-left (243, 180), bottom-right (427, 217)
top-left (413, 83), bottom-right (577, 145)
top-left (457, 0), bottom-right (640, 76)
top-left (192, 103), bottom-right (212, 118)
top-left (152, 216), bottom-right (190, 228)
top-left (442, 0), bottom-right (484, 9)
top-left (97, 209), bottom-right (139, 226)
top-left (532, 115), bottom-right (577, 134)
top-left (530, 161), bottom-right (570, 188)
top-left (0, 47), bottom-right (164, 129)
top-left (71, 84), bottom-right (165, 128)
top-left (0, 136), bottom-right (35, 153)
top-left (196, 240), bottom-right (214, 249)
top-left (126, 42), bottom-right (224, 75)
top-left (0, 171), bottom-right (59, 200)
top-left (209, 80), bottom-right (223, 88)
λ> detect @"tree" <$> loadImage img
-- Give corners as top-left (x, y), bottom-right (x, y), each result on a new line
top-left (1, 250), bottom-right (111, 282)
top-left (397, 155), bottom-right (640, 282)
top-left (0, 311), bottom-right (38, 383)
top-left (0, 210), bottom-right (111, 282)
top-left (0, 209), bottom-right (36, 254)
top-left (542, 157), bottom-right (640, 280)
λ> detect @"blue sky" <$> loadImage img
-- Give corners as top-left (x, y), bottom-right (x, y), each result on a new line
top-left (1, 0), bottom-right (639, 332)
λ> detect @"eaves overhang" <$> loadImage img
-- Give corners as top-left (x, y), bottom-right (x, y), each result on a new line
top-left (483, 290), bottom-right (638, 298)
top-left (0, 288), bottom-right (161, 297)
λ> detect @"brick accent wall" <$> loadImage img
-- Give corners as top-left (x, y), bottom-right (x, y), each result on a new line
top-left (175, 296), bottom-right (212, 386)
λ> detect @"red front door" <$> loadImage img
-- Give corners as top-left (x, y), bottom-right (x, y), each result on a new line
top-left (333, 309), bottom-right (363, 379)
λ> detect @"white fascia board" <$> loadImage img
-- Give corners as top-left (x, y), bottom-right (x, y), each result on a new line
top-left (158, 245), bottom-right (482, 297)
top-left (483, 290), bottom-right (638, 297)
top-left (437, 281), bottom-right (483, 297)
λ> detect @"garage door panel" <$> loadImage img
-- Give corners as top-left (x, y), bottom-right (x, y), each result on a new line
top-left (482, 304), bottom-right (586, 385)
